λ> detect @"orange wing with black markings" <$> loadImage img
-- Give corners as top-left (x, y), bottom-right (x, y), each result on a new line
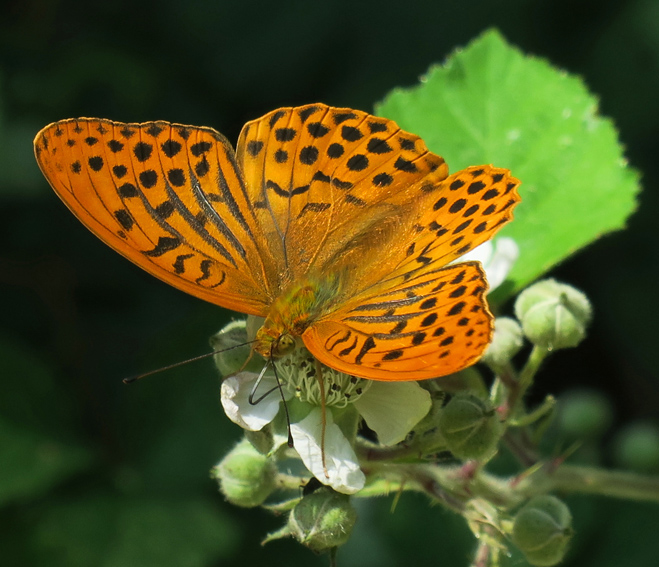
top-left (304, 262), bottom-right (493, 381)
top-left (35, 105), bottom-right (521, 381)
top-left (35, 119), bottom-right (275, 315)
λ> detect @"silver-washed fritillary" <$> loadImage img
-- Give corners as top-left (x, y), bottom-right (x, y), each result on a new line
top-left (34, 104), bottom-right (521, 381)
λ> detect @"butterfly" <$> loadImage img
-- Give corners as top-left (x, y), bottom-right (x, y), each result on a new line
top-left (34, 103), bottom-right (520, 381)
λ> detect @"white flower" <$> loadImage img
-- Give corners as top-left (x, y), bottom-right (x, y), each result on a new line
top-left (220, 363), bottom-right (431, 494)
top-left (220, 372), bottom-right (292, 431)
top-left (290, 408), bottom-right (365, 494)
top-left (458, 237), bottom-right (519, 292)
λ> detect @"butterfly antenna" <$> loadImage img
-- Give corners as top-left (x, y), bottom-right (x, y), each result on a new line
top-left (122, 340), bottom-right (256, 384)
top-left (248, 359), bottom-right (277, 404)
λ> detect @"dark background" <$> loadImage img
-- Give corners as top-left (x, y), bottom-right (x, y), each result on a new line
top-left (1, 1), bottom-right (658, 566)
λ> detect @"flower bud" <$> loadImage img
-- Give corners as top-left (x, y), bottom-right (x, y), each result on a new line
top-left (612, 421), bottom-right (659, 473)
top-left (514, 279), bottom-right (592, 350)
top-left (512, 495), bottom-right (573, 566)
top-left (438, 394), bottom-right (503, 461)
top-left (210, 320), bottom-right (262, 376)
top-left (212, 439), bottom-right (276, 507)
top-left (556, 388), bottom-right (613, 440)
top-left (481, 317), bottom-right (524, 370)
top-left (288, 487), bottom-right (357, 552)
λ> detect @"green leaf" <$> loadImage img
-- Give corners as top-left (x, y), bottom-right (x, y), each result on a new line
top-left (376, 29), bottom-right (640, 293)
top-left (32, 495), bottom-right (240, 567)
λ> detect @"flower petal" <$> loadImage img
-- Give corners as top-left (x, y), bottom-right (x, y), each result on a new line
top-left (460, 240), bottom-right (494, 266)
top-left (354, 381), bottom-right (432, 446)
top-left (290, 408), bottom-right (365, 494)
top-left (482, 237), bottom-right (519, 291)
top-left (455, 237), bottom-right (518, 292)
top-left (220, 371), bottom-right (283, 431)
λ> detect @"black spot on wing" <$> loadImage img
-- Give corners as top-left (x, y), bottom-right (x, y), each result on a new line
top-left (143, 236), bottom-right (181, 257)
top-left (354, 336), bottom-right (376, 364)
top-left (133, 141), bottom-right (153, 162)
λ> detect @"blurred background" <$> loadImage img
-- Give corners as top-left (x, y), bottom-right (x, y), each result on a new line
top-left (1, 0), bottom-right (658, 565)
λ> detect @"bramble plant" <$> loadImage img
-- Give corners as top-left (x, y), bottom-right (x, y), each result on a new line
top-left (210, 31), bottom-right (658, 567)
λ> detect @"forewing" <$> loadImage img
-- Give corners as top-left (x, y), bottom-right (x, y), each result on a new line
top-left (302, 263), bottom-right (493, 381)
top-left (235, 104), bottom-right (449, 286)
top-left (34, 118), bottom-right (274, 315)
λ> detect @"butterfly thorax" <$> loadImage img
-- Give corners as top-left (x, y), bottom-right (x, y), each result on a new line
top-left (254, 276), bottom-right (342, 359)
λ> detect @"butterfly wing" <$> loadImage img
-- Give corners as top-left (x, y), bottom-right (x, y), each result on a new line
top-left (35, 108), bottom-right (520, 382)
top-left (375, 165), bottom-right (521, 289)
top-left (303, 262), bottom-right (492, 380)
top-left (301, 166), bottom-right (521, 381)
top-left (233, 104), bottom-right (520, 380)
top-left (235, 104), bottom-right (449, 289)
top-left (34, 119), bottom-right (275, 315)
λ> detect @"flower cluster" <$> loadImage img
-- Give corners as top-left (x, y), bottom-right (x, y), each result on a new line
top-left (214, 238), bottom-right (519, 493)
top-left (206, 240), bottom-right (646, 567)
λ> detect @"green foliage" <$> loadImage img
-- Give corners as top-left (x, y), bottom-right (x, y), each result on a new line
top-left (377, 30), bottom-right (640, 294)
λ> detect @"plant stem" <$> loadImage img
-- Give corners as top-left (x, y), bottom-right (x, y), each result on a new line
top-left (363, 460), bottom-right (659, 508)
top-left (516, 463), bottom-right (659, 503)
top-left (504, 345), bottom-right (550, 419)
top-left (518, 345), bottom-right (549, 393)
top-left (361, 463), bottom-right (468, 512)
top-left (471, 541), bottom-right (491, 567)
top-left (502, 430), bottom-right (537, 467)
top-left (510, 395), bottom-right (556, 428)
top-left (356, 428), bottom-right (446, 462)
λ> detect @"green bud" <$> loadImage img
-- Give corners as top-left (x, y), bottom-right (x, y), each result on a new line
top-left (288, 488), bottom-right (357, 552)
top-left (612, 421), bottom-right (659, 473)
top-left (481, 317), bottom-right (524, 370)
top-left (556, 388), bottom-right (613, 439)
top-left (514, 279), bottom-right (592, 350)
top-left (210, 320), bottom-right (262, 375)
top-left (212, 439), bottom-right (276, 507)
top-left (512, 495), bottom-right (573, 566)
top-left (438, 394), bottom-right (504, 461)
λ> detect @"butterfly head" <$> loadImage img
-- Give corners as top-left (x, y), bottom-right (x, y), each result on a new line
top-left (253, 325), bottom-right (299, 360)
top-left (272, 333), bottom-right (297, 358)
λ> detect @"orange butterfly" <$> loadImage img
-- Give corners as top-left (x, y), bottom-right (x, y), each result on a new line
top-left (34, 104), bottom-right (520, 381)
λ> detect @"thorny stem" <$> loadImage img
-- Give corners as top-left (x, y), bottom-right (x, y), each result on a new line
top-left (515, 463), bottom-right (659, 503)
top-left (357, 442), bottom-right (423, 462)
top-left (502, 430), bottom-right (537, 467)
top-left (358, 460), bottom-right (659, 509)
top-left (360, 463), bottom-right (468, 513)
top-left (356, 427), bottom-right (447, 462)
